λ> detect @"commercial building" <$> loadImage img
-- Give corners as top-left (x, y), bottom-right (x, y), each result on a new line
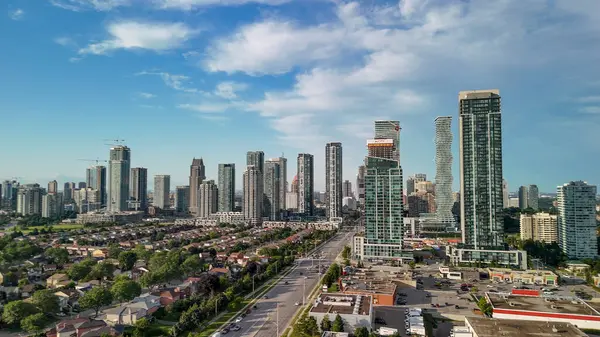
top-left (325, 142), bottom-right (343, 219)
top-left (459, 90), bottom-right (504, 249)
top-left (518, 186), bottom-right (529, 209)
top-left (341, 277), bottom-right (397, 306)
top-left (487, 268), bottom-right (558, 285)
top-left (557, 181), bottom-right (597, 259)
top-left (528, 185), bottom-right (539, 210)
top-left (130, 167), bottom-right (148, 211)
top-left (217, 163), bottom-right (235, 212)
top-left (309, 294), bottom-right (373, 333)
top-left (76, 211), bottom-right (144, 224)
top-left (446, 245), bottom-right (527, 270)
top-left (487, 292), bottom-right (600, 330)
top-left (264, 160), bottom-right (281, 220)
top-left (153, 175), bottom-right (171, 209)
top-left (453, 316), bottom-right (587, 337)
top-left (16, 184), bottom-right (43, 216)
top-left (189, 158), bottom-right (206, 215)
top-left (520, 212), bottom-right (558, 243)
top-left (175, 186), bottom-right (190, 213)
top-left (243, 165), bottom-right (263, 225)
top-left (108, 145), bottom-right (131, 212)
top-left (198, 180), bottom-right (218, 219)
top-left (297, 153), bottom-right (314, 216)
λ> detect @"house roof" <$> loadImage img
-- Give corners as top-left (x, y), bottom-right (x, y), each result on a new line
top-left (48, 273), bottom-right (69, 280)
top-left (208, 268), bottom-right (229, 275)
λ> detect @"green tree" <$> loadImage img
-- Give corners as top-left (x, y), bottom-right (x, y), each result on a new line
top-left (32, 289), bottom-right (60, 313)
top-left (133, 317), bottom-right (150, 337)
top-left (108, 244), bottom-right (122, 259)
top-left (1, 300), bottom-right (39, 326)
top-left (296, 315), bottom-right (320, 337)
top-left (341, 246), bottom-right (351, 259)
top-left (477, 297), bottom-right (493, 316)
top-left (79, 287), bottom-right (113, 317)
top-left (118, 251), bottom-right (138, 271)
top-left (45, 247), bottom-right (70, 266)
top-left (87, 261), bottom-right (115, 284)
top-left (68, 259), bottom-right (96, 281)
top-left (332, 314), bottom-right (344, 332)
top-left (354, 326), bottom-right (369, 337)
top-left (20, 312), bottom-right (48, 333)
top-left (182, 255), bottom-right (202, 275)
top-left (320, 314), bottom-right (332, 331)
top-left (111, 279), bottom-right (142, 303)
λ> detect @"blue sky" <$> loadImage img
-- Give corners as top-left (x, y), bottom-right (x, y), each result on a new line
top-left (1, 0), bottom-right (599, 193)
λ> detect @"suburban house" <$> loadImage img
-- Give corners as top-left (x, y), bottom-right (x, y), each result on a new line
top-left (208, 267), bottom-right (230, 277)
top-left (46, 318), bottom-right (122, 337)
top-left (157, 289), bottom-right (183, 306)
top-left (104, 294), bottom-right (161, 325)
top-left (47, 273), bottom-right (71, 288)
top-left (55, 289), bottom-right (81, 310)
top-left (91, 249), bottom-right (108, 259)
top-left (176, 277), bottom-right (202, 297)
top-left (20, 284), bottom-right (36, 298)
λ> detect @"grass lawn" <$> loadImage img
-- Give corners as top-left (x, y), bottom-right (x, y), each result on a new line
top-left (20, 223), bottom-right (84, 233)
top-left (147, 322), bottom-right (173, 336)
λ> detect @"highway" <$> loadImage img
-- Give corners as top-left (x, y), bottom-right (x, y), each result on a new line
top-left (223, 231), bottom-right (353, 337)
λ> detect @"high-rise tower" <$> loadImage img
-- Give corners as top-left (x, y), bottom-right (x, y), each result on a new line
top-left (243, 165), bottom-right (263, 224)
top-left (518, 186), bottom-right (529, 209)
top-left (434, 116), bottom-right (454, 225)
top-left (108, 145), bottom-right (131, 212)
top-left (189, 158), bottom-right (206, 214)
top-left (153, 175), bottom-right (171, 209)
top-left (130, 167), bottom-right (148, 210)
top-left (528, 184), bottom-right (539, 210)
top-left (198, 180), bottom-right (218, 218)
top-left (458, 90), bottom-right (504, 249)
top-left (374, 120), bottom-right (401, 163)
top-left (557, 181), bottom-right (597, 259)
top-left (356, 166), bottom-right (366, 206)
top-left (269, 157), bottom-right (287, 212)
top-left (86, 166), bottom-right (107, 206)
top-left (246, 151), bottom-right (265, 174)
top-left (218, 163), bottom-right (235, 212)
top-left (297, 153), bottom-right (314, 216)
top-left (264, 160), bottom-right (281, 220)
top-left (325, 142), bottom-right (343, 219)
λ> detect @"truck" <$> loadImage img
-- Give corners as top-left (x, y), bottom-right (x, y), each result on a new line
top-left (377, 327), bottom-right (399, 336)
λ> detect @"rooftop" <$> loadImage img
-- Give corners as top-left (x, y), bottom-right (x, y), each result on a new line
top-left (310, 293), bottom-right (371, 315)
top-left (341, 277), bottom-right (397, 295)
top-left (465, 316), bottom-right (587, 337)
top-left (486, 293), bottom-right (600, 316)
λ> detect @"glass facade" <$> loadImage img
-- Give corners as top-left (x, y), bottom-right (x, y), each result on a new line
top-left (363, 156), bottom-right (404, 258)
top-left (459, 91), bottom-right (504, 249)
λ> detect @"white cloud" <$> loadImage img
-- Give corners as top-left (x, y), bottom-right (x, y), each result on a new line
top-left (9, 9), bottom-right (24, 20)
top-left (214, 82), bottom-right (248, 99)
top-left (138, 92), bottom-right (156, 99)
top-left (136, 71), bottom-right (200, 93)
top-left (79, 21), bottom-right (198, 56)
top-left (50, 0), bottom-right (130, 11)
top-left (153, 0), bottom-right (290, 10)
top-left (207, 0), bottom-right (600, 150)
top-left (178, 102), bottom-right (242, 113)
top-left (581, 106), bottom-right (600, 114)
top-left (55, 37), bottom-right (77, 47)
top-left (577, 96), bottom-right (600, 103)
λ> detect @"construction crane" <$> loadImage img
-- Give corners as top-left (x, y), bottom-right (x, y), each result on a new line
top-left (78, 158), bottom-right (108, 165)
top-left (103, 138), bottom-right (126, 146)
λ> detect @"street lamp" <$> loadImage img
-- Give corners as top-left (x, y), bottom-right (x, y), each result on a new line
top-left (303, 277), bottom-right (306, 306)
top-left (252, 274), bottom-right (256, 293)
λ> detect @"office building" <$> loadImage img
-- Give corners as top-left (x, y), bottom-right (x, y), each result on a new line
top-left (415, 181), bottom-right (435, 193)
top-left (434, 117), bottom-right (454, 225)
top-left (459, 90), bottom-right (504, 249)
top-left (243, 165), bottom-right (263, 224)
top-left (502, 179), bottom-right (509, 208)
top-left (42, 193), bottom-right (60, 218)
top-left (153, 175), bottom-right (171, 209)
top-left (198, 180), bottom-right (218, 218)
top-left (325, 142), bottom-right (343, 219)
top-left (48, 180), bottom-right (58, 194)
top-left (86, 166), bottom-right (107, 206)
top-left (520, 212), bottom-right (558, 243)
top-left (63, 182), bottom-right (75, 203)
top-left (189, 158), bottom-right (206, 215)
top-left (264, 160), bottom-right (281, 220)
top-left (78, 182), bottom-right (87, 189)
top-left (356, 166), bottom-right (366, 206)
top-left (406, 176), bottom-right (415, 195)
top-left (16, 184), bottom-right (43, 216)
top-left (414, 173), bottom-right (427, 182)
top-left (374, 120), bottom-right (401, 163)
top-left (175, 186), bottom-right (190, 213)
top-left (557, 181), bottom-right (598, 259)
top-left (246, 151), bottom-right (265, 173)
top-left (217, 163), bottom-right (235, 212)
top-left (129, 167), bottom-right (148, 211)
top-left (297, 153), bottom-right (315, 216)
top-left (528, 184), bottom-right (539, 210)
top-left (518, 186), bottom-right (529, 209)
top-left (108, 145), bottom-right (131, 212)
top-left (342, 180), bottom-right (353, 198)
top-left (269, 157), bottom-right (287, 212)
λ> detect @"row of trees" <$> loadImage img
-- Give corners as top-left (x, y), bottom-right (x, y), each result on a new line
top-left (321, 263), bottom-right (341, 288)
top-left (1, 289), bottom-right (60, 333)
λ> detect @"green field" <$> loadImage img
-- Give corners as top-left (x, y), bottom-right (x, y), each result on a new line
top-left (19, 223), bottom-right (84, 233)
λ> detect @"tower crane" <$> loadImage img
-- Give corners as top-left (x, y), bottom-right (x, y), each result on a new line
top-left (78, 158), bottom-right (108, 165)
top-left (103, 138), bottom-right (126, 146)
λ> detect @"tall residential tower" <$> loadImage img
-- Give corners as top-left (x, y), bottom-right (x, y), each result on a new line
top-left (153, 175), bottom-right (171, 209)
top-left (130, 167), bottom-right (148, 211)
top-left (243, 165), bottom-right (263, 224)
top-left (108, 145), bottom-right (131, 212)
top-left (434, 116), bottom-right (454, 225)
top-left (264, 160), bottom-right (281, 220)
top-left (218, 163), bottom-right (235, 212)
top-left (297, 153), bottom-right (314, 216)
top-left (325, 142), bottom-right (343, 219)
top-left (557, 181), bottom-right (597, 259)
top-left (189, 158), bottom-right (206, 214)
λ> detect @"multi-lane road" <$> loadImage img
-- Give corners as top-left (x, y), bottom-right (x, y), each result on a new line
top-left (223, 231), bottom-right (353, 337)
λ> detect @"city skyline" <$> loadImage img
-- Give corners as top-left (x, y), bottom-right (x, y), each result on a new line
top-left (2, 1), bottom-right (599, 192)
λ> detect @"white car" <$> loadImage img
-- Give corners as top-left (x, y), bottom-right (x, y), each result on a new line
top-left (235, 317), bottom-right (243, 323)
top-left (232, 326), bottom-right (241, 331)
top-left (295, 302), bottom-right (300, 306)
top-left (487, 285), bottom-right (494, 288)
